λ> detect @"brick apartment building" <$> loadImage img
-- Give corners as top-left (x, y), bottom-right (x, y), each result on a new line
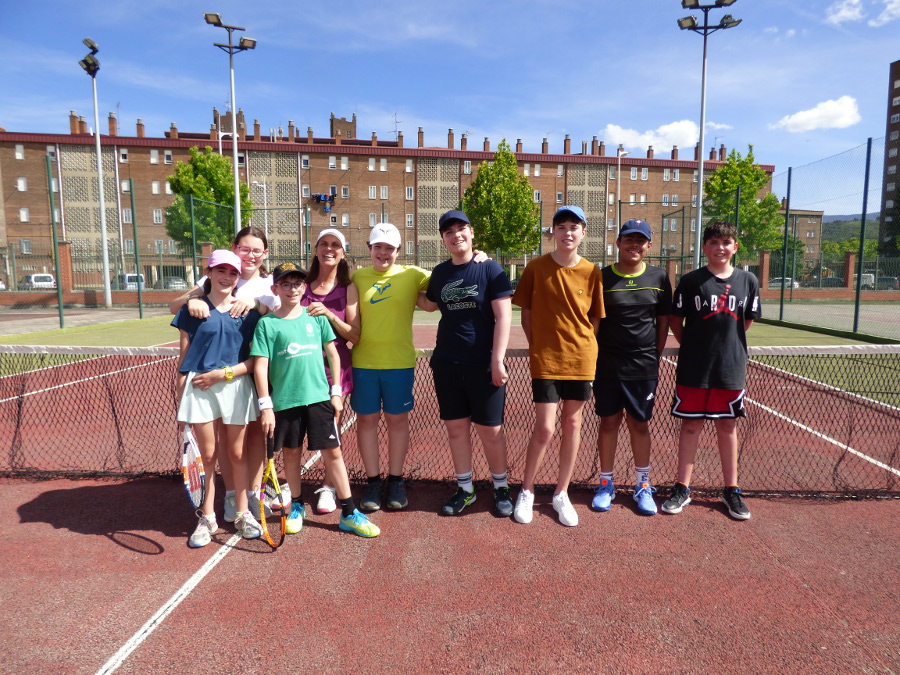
top-left (0, 109), bottom-right (774, 289)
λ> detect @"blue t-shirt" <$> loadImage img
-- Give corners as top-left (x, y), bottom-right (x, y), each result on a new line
top-left (426, 258), bottom-right (513, 366)
top-left (172, 298), bottom-right (260, 374)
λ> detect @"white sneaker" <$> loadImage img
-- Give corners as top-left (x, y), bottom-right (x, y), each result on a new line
top-left (513, 488), bottom-right (534, 524)
top-left (315, 485), bottom-right (337, 514)
top-left (234, 511), bottom-right (262, 539)
top-left (248, 489), bottom-right (273, 519)
top-left (552, 491), bottom-right (578, 527)
top-left (223, 492), bottom-right (237, 523)
top-left (189, 513), bottom-right (217, 548)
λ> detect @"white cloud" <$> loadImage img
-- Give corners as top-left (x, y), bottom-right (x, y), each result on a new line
top-left (601, 120), bottom-right (698, 152)
top-left (825, 0), bottom-right (865, 24)
top-left (869, 0), bottom-right (900, 25)
top-left (769, 96), bottom-right (861, 132)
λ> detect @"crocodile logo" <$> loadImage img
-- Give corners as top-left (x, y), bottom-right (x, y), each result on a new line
top-left (441, 279), bottom-right (478, 303)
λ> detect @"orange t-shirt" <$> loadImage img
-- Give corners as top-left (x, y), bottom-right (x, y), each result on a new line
top-left (512, 253), bottom-right (605, 380)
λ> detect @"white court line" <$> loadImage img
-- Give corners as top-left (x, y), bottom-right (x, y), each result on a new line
top-left (95, 533), bottom-right (242, 675)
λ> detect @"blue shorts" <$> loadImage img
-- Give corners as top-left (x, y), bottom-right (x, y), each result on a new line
top-left (430, 358), bottom-right (505, 427)
top-left (351, 367), bottom-right (415, 415)
top-left (593, 378), bottom-right (659, 423)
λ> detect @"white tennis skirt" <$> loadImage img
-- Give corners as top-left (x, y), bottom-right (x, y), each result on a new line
top-left (177, 372), bottom-right (259, 426)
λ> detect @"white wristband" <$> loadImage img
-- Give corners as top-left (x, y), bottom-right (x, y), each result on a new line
top-left (330, 385), bottom-right (342, 397)
top-left (258, 396), bottom-right (273, 410)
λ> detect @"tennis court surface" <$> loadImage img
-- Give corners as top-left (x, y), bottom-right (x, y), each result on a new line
top-left (0, 343), bottom-right (898, 672)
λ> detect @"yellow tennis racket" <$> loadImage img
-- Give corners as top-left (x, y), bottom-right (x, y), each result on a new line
top-left (259, 436), bottom-right (287, 549)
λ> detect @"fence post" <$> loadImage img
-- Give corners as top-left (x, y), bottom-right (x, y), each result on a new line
top-left (853, 138), bottom-right (873, 333)
top-left (46, 155), bottom-right (65, 329)
top-left (779, 167), bottom-right (792, 321)
top-left (129, 179), bottom-right (143, 319)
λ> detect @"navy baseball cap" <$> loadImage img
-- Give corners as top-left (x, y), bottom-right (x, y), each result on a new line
top-left (553, 205), bottom-right (586, 225)
top-left (619, 218), bottom-right (652, 241)
top-left (439, 209), bottom-right (470, 232)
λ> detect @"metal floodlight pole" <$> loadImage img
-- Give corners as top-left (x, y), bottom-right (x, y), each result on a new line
top-left (79, 39), bottom-right (112, 307)
top-left (678, 1), bottom-right (741, 268)
top-left (205, 14), bottom-right (256, 236)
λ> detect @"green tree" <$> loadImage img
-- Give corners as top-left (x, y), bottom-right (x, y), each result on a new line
top-left (821, 237), bottom-right (879, 259)
top-left (460, 139), bottom-right (540, 252)
top-left (165, 146), bottom-right (252, 251)
top-left (703, 145), bottom-right (782, 262)
top-left (770, 235), bottom-right (807, 280)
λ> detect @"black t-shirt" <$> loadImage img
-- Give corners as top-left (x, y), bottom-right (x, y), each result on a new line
top-left (595, 263), bottom-right (672, 380)
top-left (672, 267), bottom-right (761, 389)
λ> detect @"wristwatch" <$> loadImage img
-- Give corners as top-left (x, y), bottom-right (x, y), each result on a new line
top-left (223, 365), bottom-right (235, 382)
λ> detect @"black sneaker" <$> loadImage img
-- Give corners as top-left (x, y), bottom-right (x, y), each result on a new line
top-left (385, 479), bottom-right (408, 510)
top-left (661, 482), bottom-right (691, 514)
top-left (441, 487), bottom-right (476, 516)
top-left (493, 486), bottom-right (514, 517)
top-left (722, 486), bottom-right (751, 520)
top-left (359, 480), bottom-right (382, 513)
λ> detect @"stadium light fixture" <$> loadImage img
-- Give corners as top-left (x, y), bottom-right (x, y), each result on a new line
top-left (676, 0), bottom-right (741, 268)
top-left (204, 13), bottom-right (257, 235)
top-left (78, 37), bottom-right (112, 308)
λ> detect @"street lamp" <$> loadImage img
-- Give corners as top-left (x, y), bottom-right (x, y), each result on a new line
top-left (251, 180), bottom-right (269, 238)
top-left (205, 13), bottom-right (256, 236)
top-left (78, 37), bottom-right (112, 308)
top-left (677, 0), bottom-right (741, 268)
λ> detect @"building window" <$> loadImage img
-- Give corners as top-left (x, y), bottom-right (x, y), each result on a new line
top-left (608, 193), bottom-right (615, 205)
top-left (640, 194), bottom-right (647, 205)
top-left (888, 182), bottom-right (896, 191)
top-left (557, 191), bottom-right (563, 203)
top-left (523, 164), bottom-right (530, 176)
top-left (329, 185), bottom-right (337, 197)
top-left (663, 168), bottom-right (670, 182)
top-left (124, 239), bottom-right (134, 254)
top-left (609, 166), bottom-right (617, 180)
top-left (671, 219), bottom-right (677, 232)
top-left (341, 213), bottom-right (350, 227)
top-left (328, 156), bottom-right (336, 169)
top-left (15, 144), bottom-right (24, 160)
top-left (406, 241), bottom-right (414, 255)
top-left (662, 194), bottom-right (669, 206)
top-left (341, 185), bottom-right (349, 198)
top-left (301, 155), bottom-right (310, 169)
top-left (119, 148), bottom-right (128, 163)
top-left (330, 216), bottom-right (338, 226)
top-left (368, 185), bottom-right (377, 199)
top-left (153, 209), bottom-right (163, 224)
top-left (693, 170), bottom-right (698, 182)
top-left (122, 208), bottom-right (133, 224)
top-left (891, 131), bottom-right (899, 141)
top-left (21, 239), bottom-right (32, 254)
top-left (19, 208), bottom-right (29, 223)
top-left (534, 190), bottom-right (541, 202)
top-left (380, 186), bottom-right (389, 200)
top-left (16, 177), bottom-right (27, 191)
top-left (151, 181), bottom-right (160, 195)
top-left (608, 218), bottom-right (616, 230)
top-left (894, 96), bottom-right (900, 107)
top-left (155, 240), bottom-right (164, 253)
top-left (121, 180), bottom-right (130, 193)
top-left (889, 165), bottom-right (897, 175)
top-left (237, 153), bottom-right (245, 167)
top-left (406, 213), bottom-right (414, 228)
top-left (557, 164), bottom-right (564, 177)
top-left (607, 243), bottom-right (614, 256)
top-left (380, 158), bottom-right (387, 172)
top-left (302, 184), bottom-right (310, 198)
top-left (369, 213), bottom-right (377, 227)
top-left (406, 186), bottom-right (414, 201)
top-left (691, 218), bottom-right (697, 231)
top-left (51, 178), bottom-right (58, 193)
top-left (629, 193), bottom-right (636, 205)
top-left (166, 182), bottom-right (173, 195)
top-left (887, 200), bottom-right (895, 208)
top-left (691, 194), bottom-right (698, 207)
top-left (630, 167), bottom-right (637, 180)
top-left (641, 167), bottom-right (648, 180)
top-left (463, 160), bottom-right (471, 175)
top-left (534, 164), bottom-right (541, 177)
top-left (673, 169), bottom-right (680, 181)
top-left (662, 218), bottom-right (669, 232)
top-left (164, 150), bottom-right (173, 164)
top-left (150, 149), bottom-right (159, 164)
top-left (890, 148), bottom-right (898, 158)
top-left (341, 156), bottom-right (349, 170)
top-left (368, 158), bottom-right (376, 171)
top-left (168, 240), bottom-right (178, 254)
top-left (671, 194), bottom-right (679, 206)
top-left (892, 114), bottom-right (899, 124)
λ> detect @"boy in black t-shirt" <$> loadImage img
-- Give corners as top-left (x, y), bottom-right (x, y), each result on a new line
top-left (592, 219), bottom-right (672, 516)
top-left (661, 220), bottom-right (761, 520)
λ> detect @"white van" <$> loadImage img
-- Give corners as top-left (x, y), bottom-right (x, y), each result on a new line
top-left (853, 273), bottom-right (875, 289)
top-left (114, 273), bottom-right (145, 290)
top-left (18, 273), bottom-right (56, 290)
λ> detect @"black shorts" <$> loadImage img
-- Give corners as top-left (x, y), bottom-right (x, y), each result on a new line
top-left (593, 378), bottom-right (659, 423)
top-left (274, 400), bottom-right (340, 451)
top-left (430, 358), bottom-right (505, 427)
top-left (532, 379), bottom-right (593, 403)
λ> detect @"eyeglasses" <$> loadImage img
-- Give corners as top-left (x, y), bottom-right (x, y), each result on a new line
top-left (236, 246), bottom-right (266, 257)
top-left (277, 281), bottom-right (304, 290)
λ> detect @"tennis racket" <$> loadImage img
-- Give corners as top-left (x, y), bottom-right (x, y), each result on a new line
top-left (260, 436), bottom-right (287, 549)
top-left (181, 426), bottom-right (206, 509)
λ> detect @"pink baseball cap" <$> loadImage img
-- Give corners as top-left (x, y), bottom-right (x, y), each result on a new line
top-left (207, 249), bottom-right (242, 274)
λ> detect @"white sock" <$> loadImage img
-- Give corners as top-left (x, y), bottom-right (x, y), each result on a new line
top-left (491, 472), bottom-right (509, 489)
top-left (635, 466), bottom-right (650, 486)
top-left (456, 472), bottom-right (474, 493)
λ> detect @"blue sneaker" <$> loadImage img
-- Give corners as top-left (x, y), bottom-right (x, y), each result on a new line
top-left (591, 478), bottom-right (615, 511)
top-left (286, 501), bottom-right (306, 534)
top-left (633, 482), bottom-right (658, 516)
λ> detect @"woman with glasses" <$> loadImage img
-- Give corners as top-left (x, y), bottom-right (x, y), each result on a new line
top-left (300, 228), bottom-right (361, 514)
top-left (169, 226), bottom-right (280, 524)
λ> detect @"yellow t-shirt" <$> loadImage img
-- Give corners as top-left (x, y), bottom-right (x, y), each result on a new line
top-left (512, 253), bottom-right (605, 380)
top-left (352, 264), bottom-right (431, 369)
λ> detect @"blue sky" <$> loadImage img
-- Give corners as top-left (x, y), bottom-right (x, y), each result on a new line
top-left (3, 0), bottom-right (898, 198)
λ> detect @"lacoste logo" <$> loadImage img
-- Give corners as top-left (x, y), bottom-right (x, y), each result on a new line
top-left (370, 282), bottom-right (392, 304)
top-left (440, 279), bottom-right (478, 303)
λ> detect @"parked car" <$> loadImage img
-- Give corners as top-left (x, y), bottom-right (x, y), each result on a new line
top-left (853, 273), bottom-right (875, 290)
top-left (155, 276), bottom-right (189, 290)
top-left (18, 273), bottom-right (56, 290)
top-left (0, 279), bottom-right (6, 291)
top-left (819, 277), bottom-right (845, 288)
top-left (768, 277), bottom-right (799, 289)
top-left (113, 273), bottom-right (145, 290)
top-left (875, 276), bottom-right (899, 290)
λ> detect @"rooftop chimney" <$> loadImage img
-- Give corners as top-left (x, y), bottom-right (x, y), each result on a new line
top-left (136, 119), bottom-right (145, 138)
top-left (418, 127), bottom-right (424, 148)
top-left (564, 134), bottom-right (571, 155)
top-left (69, 110), bottom-right (79, 135)
top-left (448, 128), bottom-right (454, 149)
top-left (542, 138), bottom-right (548, 154)
top-left (483, 137), bottom-right (490, 152)
top-left (107, 112), bottom-right (118, 137)
top-left (516, 139), bottom-right (523, 153)
top-left (671, 145), bottom-right (678, 160)
top-left (647, 145), bottom-right (654, 159)
top-left (460, 134), bottom-right (467, 151)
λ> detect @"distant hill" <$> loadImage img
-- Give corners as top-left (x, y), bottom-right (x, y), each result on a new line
top-left (821, 213), bottom-right (879, 223)
top-left (822, 217), bottom-right (880, 241)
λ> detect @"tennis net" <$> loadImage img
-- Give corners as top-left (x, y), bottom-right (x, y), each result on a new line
top-left (1, 344), bottom-right (897, 496)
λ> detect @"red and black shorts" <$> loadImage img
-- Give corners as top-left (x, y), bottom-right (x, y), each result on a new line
top-left (671, 385), bottom-right (746, 419)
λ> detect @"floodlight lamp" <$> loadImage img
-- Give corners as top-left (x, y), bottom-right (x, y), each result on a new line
top-left (204, 12), bottom-right (223, 26)
top-left (715, 0), bottom-right (737, 6)
top-left (239, 37), bottom-right (257, 50)
top-left (678, 16), bottom-right (698, 29)
top-left (681, 0), bottom-right (700, 8)
top-left (719, 14), bottom-right (742, 28)
top-left (618, 149), bottom-right (629, 157)
top-left (82, 37), bottom-right (99, 53)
